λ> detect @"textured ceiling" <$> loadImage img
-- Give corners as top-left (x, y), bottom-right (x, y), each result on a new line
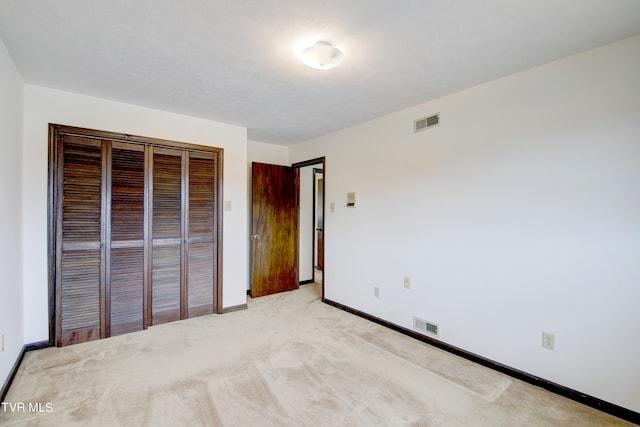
top-left (1, 0), bottom-right (640, 145)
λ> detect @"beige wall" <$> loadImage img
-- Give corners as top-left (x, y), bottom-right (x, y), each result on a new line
top-left (290, 36), bottom-right (640, 411)
top-left (0, 36), bottom-right (24, 387)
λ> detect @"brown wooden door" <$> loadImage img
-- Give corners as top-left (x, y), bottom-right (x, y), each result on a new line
top-left (186, 151), bottom-right (218, 317)
top-left (56, 135), bottom-right (105, 346)
top-left (108, 142), bottom-right (147, 336)
top-left (151, 147), bottom-right (183, 325)
top-left (150, 149), bottom-right (219, 323)
top-left (251, 162), bottom-right (299, 298)
top-left (56, 137), bottom-right (148, 345)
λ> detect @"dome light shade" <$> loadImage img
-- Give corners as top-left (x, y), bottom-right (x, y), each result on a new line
top-left (299, 41), bottom-right (344, 70)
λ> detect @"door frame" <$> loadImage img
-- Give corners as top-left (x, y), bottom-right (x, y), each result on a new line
top-left (312, 167), bottom-right (324, 278)
top-left (292, 157), bottom-right (326, 301)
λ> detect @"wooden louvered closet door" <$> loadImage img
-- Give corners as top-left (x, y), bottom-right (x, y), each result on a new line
top-left (51, 124), bottom-right (222, 347)
top-left (57, 137), bottom-right (148, 345)
top-left (108, 142), bottom-right (147, 336)
top-left (56, 135), bottom-right (105, 346)
top-left (187, 152), bottom-right (217, 317)
top-left (150, 149), bottom-right (218, 322)
top-left (151, 148), bottom-right (184, 325)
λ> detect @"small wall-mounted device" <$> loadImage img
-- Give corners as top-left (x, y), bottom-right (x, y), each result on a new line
top-left (347, 192), bottom-right (356, 208)
top-left (414, 113), bottom-right (440, 133)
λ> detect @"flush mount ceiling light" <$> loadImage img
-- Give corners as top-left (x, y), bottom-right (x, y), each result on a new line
top-left (298, 41), bottom-right (344, 70)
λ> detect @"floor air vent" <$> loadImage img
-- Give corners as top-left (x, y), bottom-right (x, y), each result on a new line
top-left (414, 113), bottom-right (440, 133)
top-left (413, 316), bottom-right (439, 337)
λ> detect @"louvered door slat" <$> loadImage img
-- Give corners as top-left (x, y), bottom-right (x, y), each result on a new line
top-left (110, 248), bottom-right (144, 335)
top-left (61, 250), bottom-right (101, 334)
top-left (187, 242), bottom-right (215, 317)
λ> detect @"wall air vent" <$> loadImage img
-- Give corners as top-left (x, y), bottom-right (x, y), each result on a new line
top-left (413, 316), bottom-right (439, 337)
top-left (414, 113), bottom-right (440, 133)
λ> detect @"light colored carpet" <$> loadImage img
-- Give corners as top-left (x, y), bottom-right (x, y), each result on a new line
top-left (1, 283), bottom-right (632, 426)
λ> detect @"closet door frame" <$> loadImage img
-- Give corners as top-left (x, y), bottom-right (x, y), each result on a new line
top-left (48, 124), bottom-right (224, 347)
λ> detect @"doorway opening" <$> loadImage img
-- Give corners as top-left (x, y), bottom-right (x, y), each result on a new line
top-left (293, 158), bottom-right (325, 301)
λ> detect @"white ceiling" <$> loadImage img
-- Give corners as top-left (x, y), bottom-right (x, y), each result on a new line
top-left (1, 1), bottom-right (640, 145)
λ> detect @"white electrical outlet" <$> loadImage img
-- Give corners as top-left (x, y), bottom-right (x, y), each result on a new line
top-left (542, 332), bottom-right (555, 350)
top-left (374, 286), bottom-right (380, 298)
top-left (403, 276), bottom-right (411, 289)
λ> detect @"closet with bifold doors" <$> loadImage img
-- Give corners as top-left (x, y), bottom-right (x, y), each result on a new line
top-left (49, 124), bottom-right (222, 347)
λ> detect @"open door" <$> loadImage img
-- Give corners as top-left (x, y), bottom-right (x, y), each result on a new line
top-left (251, 162), bottom-right (299, 297)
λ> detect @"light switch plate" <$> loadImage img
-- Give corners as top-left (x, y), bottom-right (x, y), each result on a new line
top-left (224, 200), bottom-right (232, 211)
